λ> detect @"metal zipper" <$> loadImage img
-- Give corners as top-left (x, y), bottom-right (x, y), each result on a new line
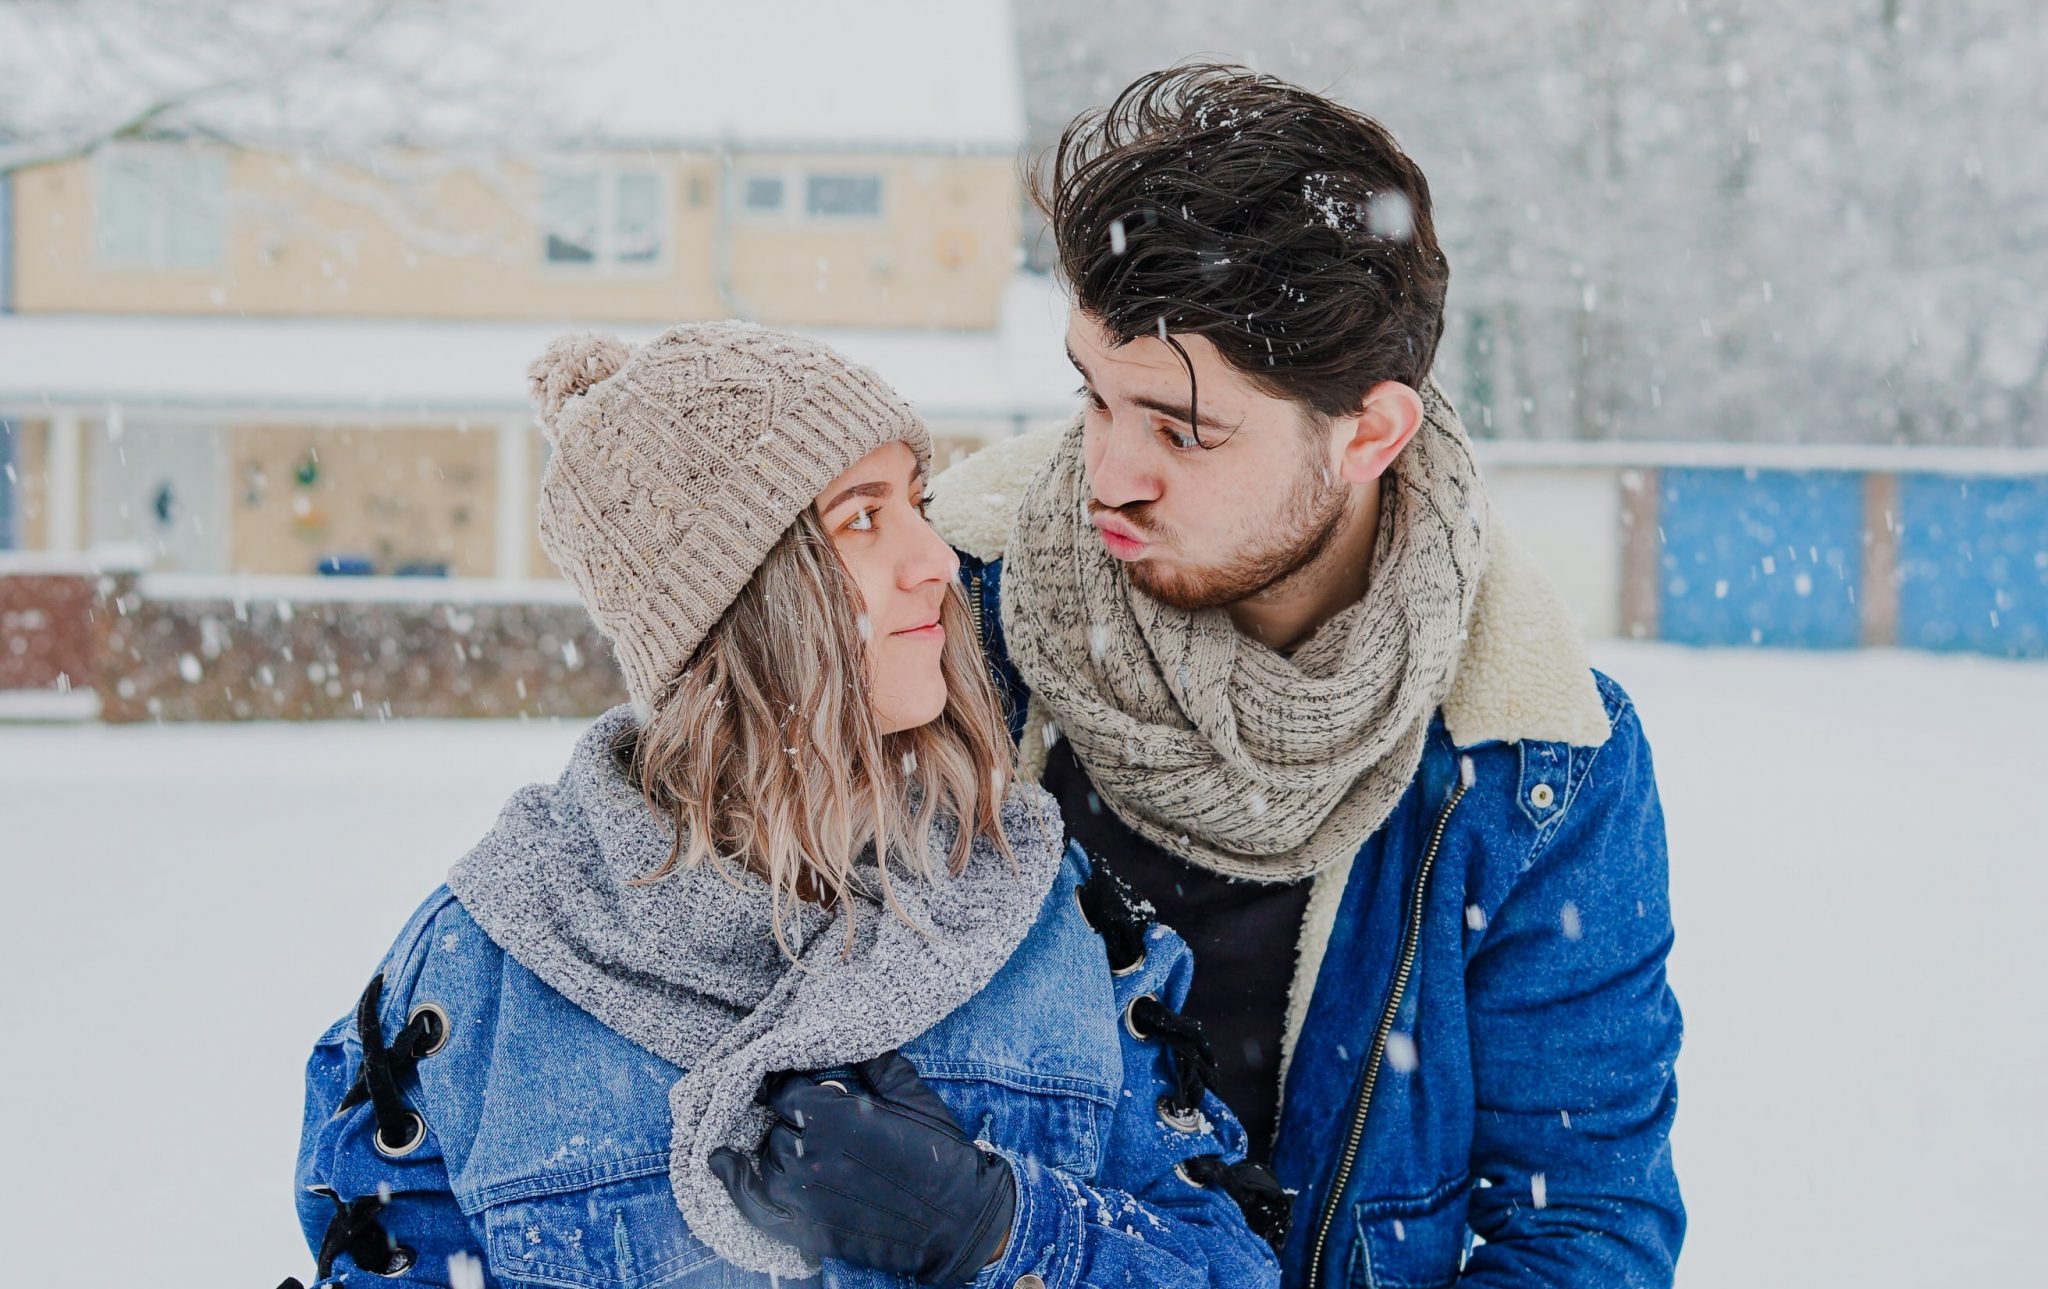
top-left (967, 569), bottom-right (986, 647)
top-left (1304, 772), bottom-right (1471, 1289)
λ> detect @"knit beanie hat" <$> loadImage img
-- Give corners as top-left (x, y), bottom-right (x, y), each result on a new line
top-left (528, 322), bottom-right (931, 721)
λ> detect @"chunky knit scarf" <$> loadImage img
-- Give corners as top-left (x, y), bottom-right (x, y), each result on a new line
top-left (1000, 381), bottom-right (1490, 882)
top-left (449, 705), bottom-right (1067, 1279)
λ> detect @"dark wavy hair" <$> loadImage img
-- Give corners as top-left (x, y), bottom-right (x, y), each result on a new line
top-left (1034, 63), bottom-right (1449, 440)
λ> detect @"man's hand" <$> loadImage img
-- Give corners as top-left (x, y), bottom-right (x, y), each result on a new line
top-left (710, 1050), bottom-right (1016, 1286)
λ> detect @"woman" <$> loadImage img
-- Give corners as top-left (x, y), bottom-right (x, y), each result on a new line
top-left (286, 324), bottom-right (1284, 1288)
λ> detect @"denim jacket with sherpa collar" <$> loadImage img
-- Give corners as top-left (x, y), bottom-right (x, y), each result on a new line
top-left (291, 738), bottom-right (1281, 1287)
top-left (929, 426), bottom-right (1685, 1289)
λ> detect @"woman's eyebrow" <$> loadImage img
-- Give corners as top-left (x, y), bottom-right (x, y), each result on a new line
top-left (820, 480), bottom-right (891, 515)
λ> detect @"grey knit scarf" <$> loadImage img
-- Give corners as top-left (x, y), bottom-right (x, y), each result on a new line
top-left (447, 705), bottom-right (1066, 1279)
top-left (1000, 380), bottom-right (1490, 882)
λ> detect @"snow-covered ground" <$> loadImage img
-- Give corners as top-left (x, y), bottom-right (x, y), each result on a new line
top-left (0, 643), bottom-right (2041, 1287)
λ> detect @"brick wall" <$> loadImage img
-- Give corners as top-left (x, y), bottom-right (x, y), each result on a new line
top-left (1, 568), bottom-right (627, 722)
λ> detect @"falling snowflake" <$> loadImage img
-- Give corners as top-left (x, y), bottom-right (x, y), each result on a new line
top-left (1384, 1032), bottom-right (1419, 1073)
top-left (1368, 190), bottom-right (1416, 240)
top-left (449, 1252), bottom-right (485, 1289)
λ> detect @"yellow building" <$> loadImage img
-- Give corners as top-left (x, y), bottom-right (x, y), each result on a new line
top-left (0, 0), bottom-right (1073, 579)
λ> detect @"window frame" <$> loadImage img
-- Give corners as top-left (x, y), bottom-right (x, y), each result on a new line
top-left (91, 142), bottom-right (228, 272)
top-left (734, 166), bottom-right (887, 226)
top-left (536, 159), bottom-right (674, 276)
top-left (802, 171), bottom-right (886, 223)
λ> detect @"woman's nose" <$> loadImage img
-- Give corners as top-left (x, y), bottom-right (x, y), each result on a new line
top-left (901, 509), bottom-right (961, 589)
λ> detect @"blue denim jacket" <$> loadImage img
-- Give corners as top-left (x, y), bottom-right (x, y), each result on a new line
top-left (963, 553), bottom-right (1685, 1289)
top-left (293, 840), bottom-right (1281, 1288)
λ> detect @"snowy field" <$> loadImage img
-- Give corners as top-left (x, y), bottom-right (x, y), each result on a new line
top-left (1, 642), bottom-right (2042, 1288)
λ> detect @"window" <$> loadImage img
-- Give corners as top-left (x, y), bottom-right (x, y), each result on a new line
top-left (94, 145), bottom-right (225, 270)
top-left (805, 173), bottom-right (883, 219)
top-left (742, 175), bottom-right (787, 214)
top-left (737, 169), bottom-right (885, 223)
top-left (540, 165), bottom-right (667, 269)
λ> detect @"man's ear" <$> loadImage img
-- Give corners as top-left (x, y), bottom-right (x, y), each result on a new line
top-left (1332, 381), bottom-right (1425, 485)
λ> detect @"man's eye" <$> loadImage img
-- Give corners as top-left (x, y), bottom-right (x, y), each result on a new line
top-left (1075, 384), bottom-right (1108, 412)
top-left (847, 508), bottom-right (875, 531)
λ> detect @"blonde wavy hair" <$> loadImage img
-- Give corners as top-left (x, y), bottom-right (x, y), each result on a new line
top-left (612, 509), bottom-right (1015, 954)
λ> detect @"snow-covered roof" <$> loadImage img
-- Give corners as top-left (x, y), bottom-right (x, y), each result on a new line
top-left (0, 273), bottom-right (1077, 425)
top-left (0, 0), bottom-right (1024, 158)
top-left (531, 0), bottom-right (1027, 151)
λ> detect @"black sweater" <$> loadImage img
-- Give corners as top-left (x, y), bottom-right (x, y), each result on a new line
top-left (1041, 738), bottom-right (1314, 1161)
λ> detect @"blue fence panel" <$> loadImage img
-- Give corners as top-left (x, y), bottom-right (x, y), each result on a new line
top-left (1896, 474), bottom-right (2048, 658)
top-left (1658, 468), bottom-right (1865, 648)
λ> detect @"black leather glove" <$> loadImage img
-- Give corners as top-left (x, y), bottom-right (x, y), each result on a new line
top-left (710, 1050), bottom-right (1016, 1286)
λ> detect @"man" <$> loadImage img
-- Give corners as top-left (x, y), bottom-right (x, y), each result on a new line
top-left (928, 65), bottom-right (1684, 1287)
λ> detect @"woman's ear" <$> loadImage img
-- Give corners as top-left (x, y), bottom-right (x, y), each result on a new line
top-left (1332, 381), bottom-right (1425, 485)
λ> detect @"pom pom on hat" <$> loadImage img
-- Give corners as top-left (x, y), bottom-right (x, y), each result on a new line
top-left (528, 332), bottom-right (632, 436)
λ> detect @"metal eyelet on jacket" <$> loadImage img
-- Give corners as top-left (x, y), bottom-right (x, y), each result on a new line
top-left (373, 1109), bottom-right (428, 1159)
top-left (1176, 1155), bottom-right (1294, 1249)
top-left (1125, 994), bottom-right (1221, 1125)
top-left (1073, 862), bottom-right (1149, 974)
top-left (306, 1187), bottom-right (416, 1282)
top-left (405, 1002), bottom-right (451, 1057)
top-left (367, 1248), bottom-right (416, 1277)
top-left (1123, 993), bottom-right (1159, 1042)
top-left (1156, 1094), bottom-right (1205, 1133)
top-left (335, 974), bottom-right (448, 1163)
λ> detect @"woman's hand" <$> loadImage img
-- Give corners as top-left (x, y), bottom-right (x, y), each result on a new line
top-left (710, 1050), bottom-right (1016, 1286)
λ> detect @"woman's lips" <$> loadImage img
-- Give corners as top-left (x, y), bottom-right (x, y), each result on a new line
top-left (890, 622), bottom-right (945, 643)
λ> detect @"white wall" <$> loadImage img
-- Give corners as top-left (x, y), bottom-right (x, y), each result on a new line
top-left (1484, 465), bottom-right (1624, 638)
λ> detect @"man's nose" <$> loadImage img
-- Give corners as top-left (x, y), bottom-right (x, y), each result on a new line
top-left (1089, 418), bottom-right (1161, 510)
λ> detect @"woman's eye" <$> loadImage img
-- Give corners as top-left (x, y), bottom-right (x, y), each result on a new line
top-left (1161, 425), bottom-right (1201, 451)
top-left (917, 490), bottom-right (935, 516)
top-left (847, 508), bottom-right (875, 531)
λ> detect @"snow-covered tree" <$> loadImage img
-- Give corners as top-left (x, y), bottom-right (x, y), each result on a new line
top-left (1014, 0), bottom-right (2047, 446)
top-left (0, 0), bottom-right (550, 253)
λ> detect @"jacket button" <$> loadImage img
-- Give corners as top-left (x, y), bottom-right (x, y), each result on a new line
top-left (1528, 782), bottom-right (1556, 809)
top-left (1013, 1277), bottom-right (1047, 1289)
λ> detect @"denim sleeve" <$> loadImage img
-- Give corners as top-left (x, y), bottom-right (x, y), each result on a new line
top-left (292, 909), bottom-right (489, 1286)
top-left (1460, 693), bottom-right (1686, 1286)
top-left (973, 919), bottom-right (1282, 1289)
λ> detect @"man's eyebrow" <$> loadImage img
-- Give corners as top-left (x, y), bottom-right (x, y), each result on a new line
top-left (1067, 345), bottom-right (1232, 432)
top-left (819, 480), bottom-right (890, 515)
top-left (1128, 393), bottom-right (1234, 432)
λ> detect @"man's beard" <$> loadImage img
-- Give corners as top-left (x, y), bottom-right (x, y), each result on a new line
top-left (1110, 457), bottom-right (1352, 612)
